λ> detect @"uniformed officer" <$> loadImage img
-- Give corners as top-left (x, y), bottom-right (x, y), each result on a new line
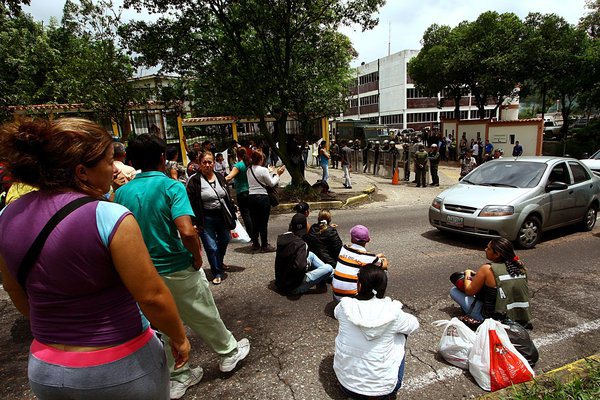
top-left (428, 143), bottom-right (440, 186)
top-left (402, 143), bottom-right (411, 181)
top-left (414, 144), bottom-right (429, 187)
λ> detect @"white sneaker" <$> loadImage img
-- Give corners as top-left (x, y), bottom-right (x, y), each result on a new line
top-left (169, 366), bottom-right (204, 399)
top-left (219, 338), bottom-right (250, 372)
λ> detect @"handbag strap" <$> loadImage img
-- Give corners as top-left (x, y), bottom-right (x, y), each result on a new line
top-left (201, 173), bottom-right (233, 217)
top-left (17, 196), bottom-right (97, 290)
top-left (249, 165), bottom-right (269, 190)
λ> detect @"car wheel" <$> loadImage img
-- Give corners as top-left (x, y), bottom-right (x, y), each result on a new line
top-left (516, 216), bottom-right (541, 249)
top-left (580, 204), bottom-right (598, 231)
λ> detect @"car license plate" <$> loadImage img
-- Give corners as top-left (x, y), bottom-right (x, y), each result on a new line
top-left (446, 215), bottom-right (464, 227)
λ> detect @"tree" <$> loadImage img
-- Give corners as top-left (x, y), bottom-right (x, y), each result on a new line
top-left (121, 0), bottom-right (384, 185)
top-left (579, 0), bottom-right (600, 38)
top-left (522, 13), bottom-right (589, 140)
top-left (460, 12), bottom-right (525, 117)
top-left (407, 24), bottom-right (467, 120)
top-left (0, 0), bottom-right (30, 16)
top-left (50, 0), bottom-right (144, 140)
top-left (0, 7), bottom-right (59, 121)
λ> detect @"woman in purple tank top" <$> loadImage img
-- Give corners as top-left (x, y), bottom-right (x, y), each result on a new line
top-left (0, 118), bottom-right (191, 400)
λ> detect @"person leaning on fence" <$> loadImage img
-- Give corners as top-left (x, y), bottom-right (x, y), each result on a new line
top-left (0, 118), bottom-right (191, 400)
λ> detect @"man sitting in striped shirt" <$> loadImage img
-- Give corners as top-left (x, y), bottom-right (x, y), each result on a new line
top-left (332, 225), bottom-right (388, 301)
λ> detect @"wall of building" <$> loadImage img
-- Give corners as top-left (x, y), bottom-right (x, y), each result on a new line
top-left (488, 121), bottom-right (543, 156)
top-left (442, 119), bottom-right (543, 156)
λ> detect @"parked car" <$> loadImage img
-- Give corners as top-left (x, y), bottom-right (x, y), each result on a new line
top-left (429, 157), bottom-right (600, 248)
top-left (581, 149), bottom-right (600, 176)
top-left (543, 120), bottom-right (562, 136)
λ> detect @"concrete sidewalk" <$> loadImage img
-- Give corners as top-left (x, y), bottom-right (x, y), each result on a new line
top-left (275, 161), bottom-right (462, 209)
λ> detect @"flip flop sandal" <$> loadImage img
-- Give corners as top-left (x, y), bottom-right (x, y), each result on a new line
top-left (212, 277), bottom-right (222, 285)
top-left (459, 315), bottom-right (482, 329)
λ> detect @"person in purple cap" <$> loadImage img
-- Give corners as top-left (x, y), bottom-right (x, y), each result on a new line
top-left (332, 225), bottom-right (388, 301)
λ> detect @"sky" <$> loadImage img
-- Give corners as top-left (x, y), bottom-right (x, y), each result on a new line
top-left (24, 0), bottom-right (590, 68)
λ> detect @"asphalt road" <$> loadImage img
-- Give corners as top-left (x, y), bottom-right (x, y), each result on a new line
top-left (1, 197), bottom-right (599, 399)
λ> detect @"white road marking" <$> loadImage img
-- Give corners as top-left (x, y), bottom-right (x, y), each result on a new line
top-left (404, 318), bottom-right (600, 392)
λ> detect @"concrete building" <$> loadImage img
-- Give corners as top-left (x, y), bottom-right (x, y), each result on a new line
top-left (340, 49), bottom-right (498, 131)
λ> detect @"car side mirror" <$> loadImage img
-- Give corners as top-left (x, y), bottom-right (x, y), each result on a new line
top-left (546, 181), bottom-right (568, 192)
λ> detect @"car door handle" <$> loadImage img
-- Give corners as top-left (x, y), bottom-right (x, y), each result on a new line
top-left (569, 190), bottom-right (574, 194)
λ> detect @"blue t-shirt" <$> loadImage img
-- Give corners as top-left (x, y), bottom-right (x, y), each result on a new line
top-left (115, 171), bottom-right (194, 275)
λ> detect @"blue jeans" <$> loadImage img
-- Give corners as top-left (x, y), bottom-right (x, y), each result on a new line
top-left (340, 356), bottom-right (406, 399)
top-left (199, 213), bottom-right (231, 279)
top-left (291, 252), bottom-right (333, 294)
top-left (321, 162), bottom-right (329, 183)
top-left (450, 287), bottom-right (484, 321)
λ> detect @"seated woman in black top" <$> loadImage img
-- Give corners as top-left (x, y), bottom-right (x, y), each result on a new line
top-left (304, 209), bottom-right (343, 267)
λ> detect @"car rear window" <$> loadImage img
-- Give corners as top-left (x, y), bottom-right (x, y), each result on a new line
top-left (568, 161), bottom-right (590, 183)
top-left (464, 161), bottom-right (547, 188)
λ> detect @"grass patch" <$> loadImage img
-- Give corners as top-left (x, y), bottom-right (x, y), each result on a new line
top-left (501, 359), bottom-right (600, 400)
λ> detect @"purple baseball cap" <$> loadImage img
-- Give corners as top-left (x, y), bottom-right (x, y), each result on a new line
top-left (350, 225), bottom-right (370, 243)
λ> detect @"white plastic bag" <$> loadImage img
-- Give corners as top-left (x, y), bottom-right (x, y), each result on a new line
top-left (230, 220), bottom-right (251, 243)
top-left (432, 318), bottom-right (477, 369)
top-left (468, 319), bottom-right (534, 391)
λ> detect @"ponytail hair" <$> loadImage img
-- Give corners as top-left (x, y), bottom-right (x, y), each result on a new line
top-left (317, 209), bottom-right (332, 232)
top-left (356, 264), bottom-right (387, 300)
top-left (489, 237), bottom-right (525, 277)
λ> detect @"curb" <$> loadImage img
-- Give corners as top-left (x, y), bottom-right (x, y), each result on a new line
top-left (274, 200), bottom-right (345, 211)
top-left (344, 193), bottom-right (370, 207)
top-left (478, 353), bottom-right (600, 399)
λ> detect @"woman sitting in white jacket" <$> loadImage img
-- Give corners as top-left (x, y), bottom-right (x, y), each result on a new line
top-left (334, 265), bottom-right (419, 399)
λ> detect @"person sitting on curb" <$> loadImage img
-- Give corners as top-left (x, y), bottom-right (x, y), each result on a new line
top-left (304, 209), bottom-right (343, 268)
top-left (334, 265), bottom-right (419, 400)
top-left (332, 225), bottom-right (388, 301)
top-left (274, 213), bottom-right (334, 295)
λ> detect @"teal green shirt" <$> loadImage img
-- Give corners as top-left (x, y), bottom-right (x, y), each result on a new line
top-left (233, 160), bottom-right (249, 194)
top-left (115, 171), bottom-right (194, 275)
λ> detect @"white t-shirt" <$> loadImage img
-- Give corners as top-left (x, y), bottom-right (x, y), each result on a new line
top-left (247, 165), bottom-right (280, 195)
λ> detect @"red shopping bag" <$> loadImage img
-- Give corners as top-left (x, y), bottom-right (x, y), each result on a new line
top-left (488, 329), bottom-right (534, 391)
top-left (469, 319), bottom-right (534, 391)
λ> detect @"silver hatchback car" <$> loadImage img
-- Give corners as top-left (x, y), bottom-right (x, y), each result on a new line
top-left (429, 157), bottom-right (600, 248)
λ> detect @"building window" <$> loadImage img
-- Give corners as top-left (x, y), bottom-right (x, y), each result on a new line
top-left (381, 114), bottom-right (404, 125)
top-left (358, 71), bottom-right (379, 86)
top-left (406, 88), bottom-right (431, 99)
top-left (406, 112), bottom-right (438, 123)
top-left (359, 94), bottom-right (379, 106)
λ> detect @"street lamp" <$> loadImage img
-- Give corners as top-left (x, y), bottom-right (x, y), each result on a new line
top-left (357, 66), bottom-right (360, 120)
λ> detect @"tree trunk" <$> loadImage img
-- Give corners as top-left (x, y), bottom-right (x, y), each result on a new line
top-left (257, 114), bottom-right (307, 187)
top-left (454, 95), bottom-right (461, 120)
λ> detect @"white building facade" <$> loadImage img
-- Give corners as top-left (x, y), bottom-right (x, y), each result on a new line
top-left (341, 49), bottom-right (499, 131)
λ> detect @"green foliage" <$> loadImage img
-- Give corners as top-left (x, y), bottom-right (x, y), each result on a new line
top-left (408, 12), bottom-right (525, 119)
top-left (0, 10), bottom-right (59, 110)
top-left (121, 0), bottom-right (384, 184)
top-left (0, 0), bottom-right (30, 16)
top-left (503, 359), bottom-right (600, 399)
